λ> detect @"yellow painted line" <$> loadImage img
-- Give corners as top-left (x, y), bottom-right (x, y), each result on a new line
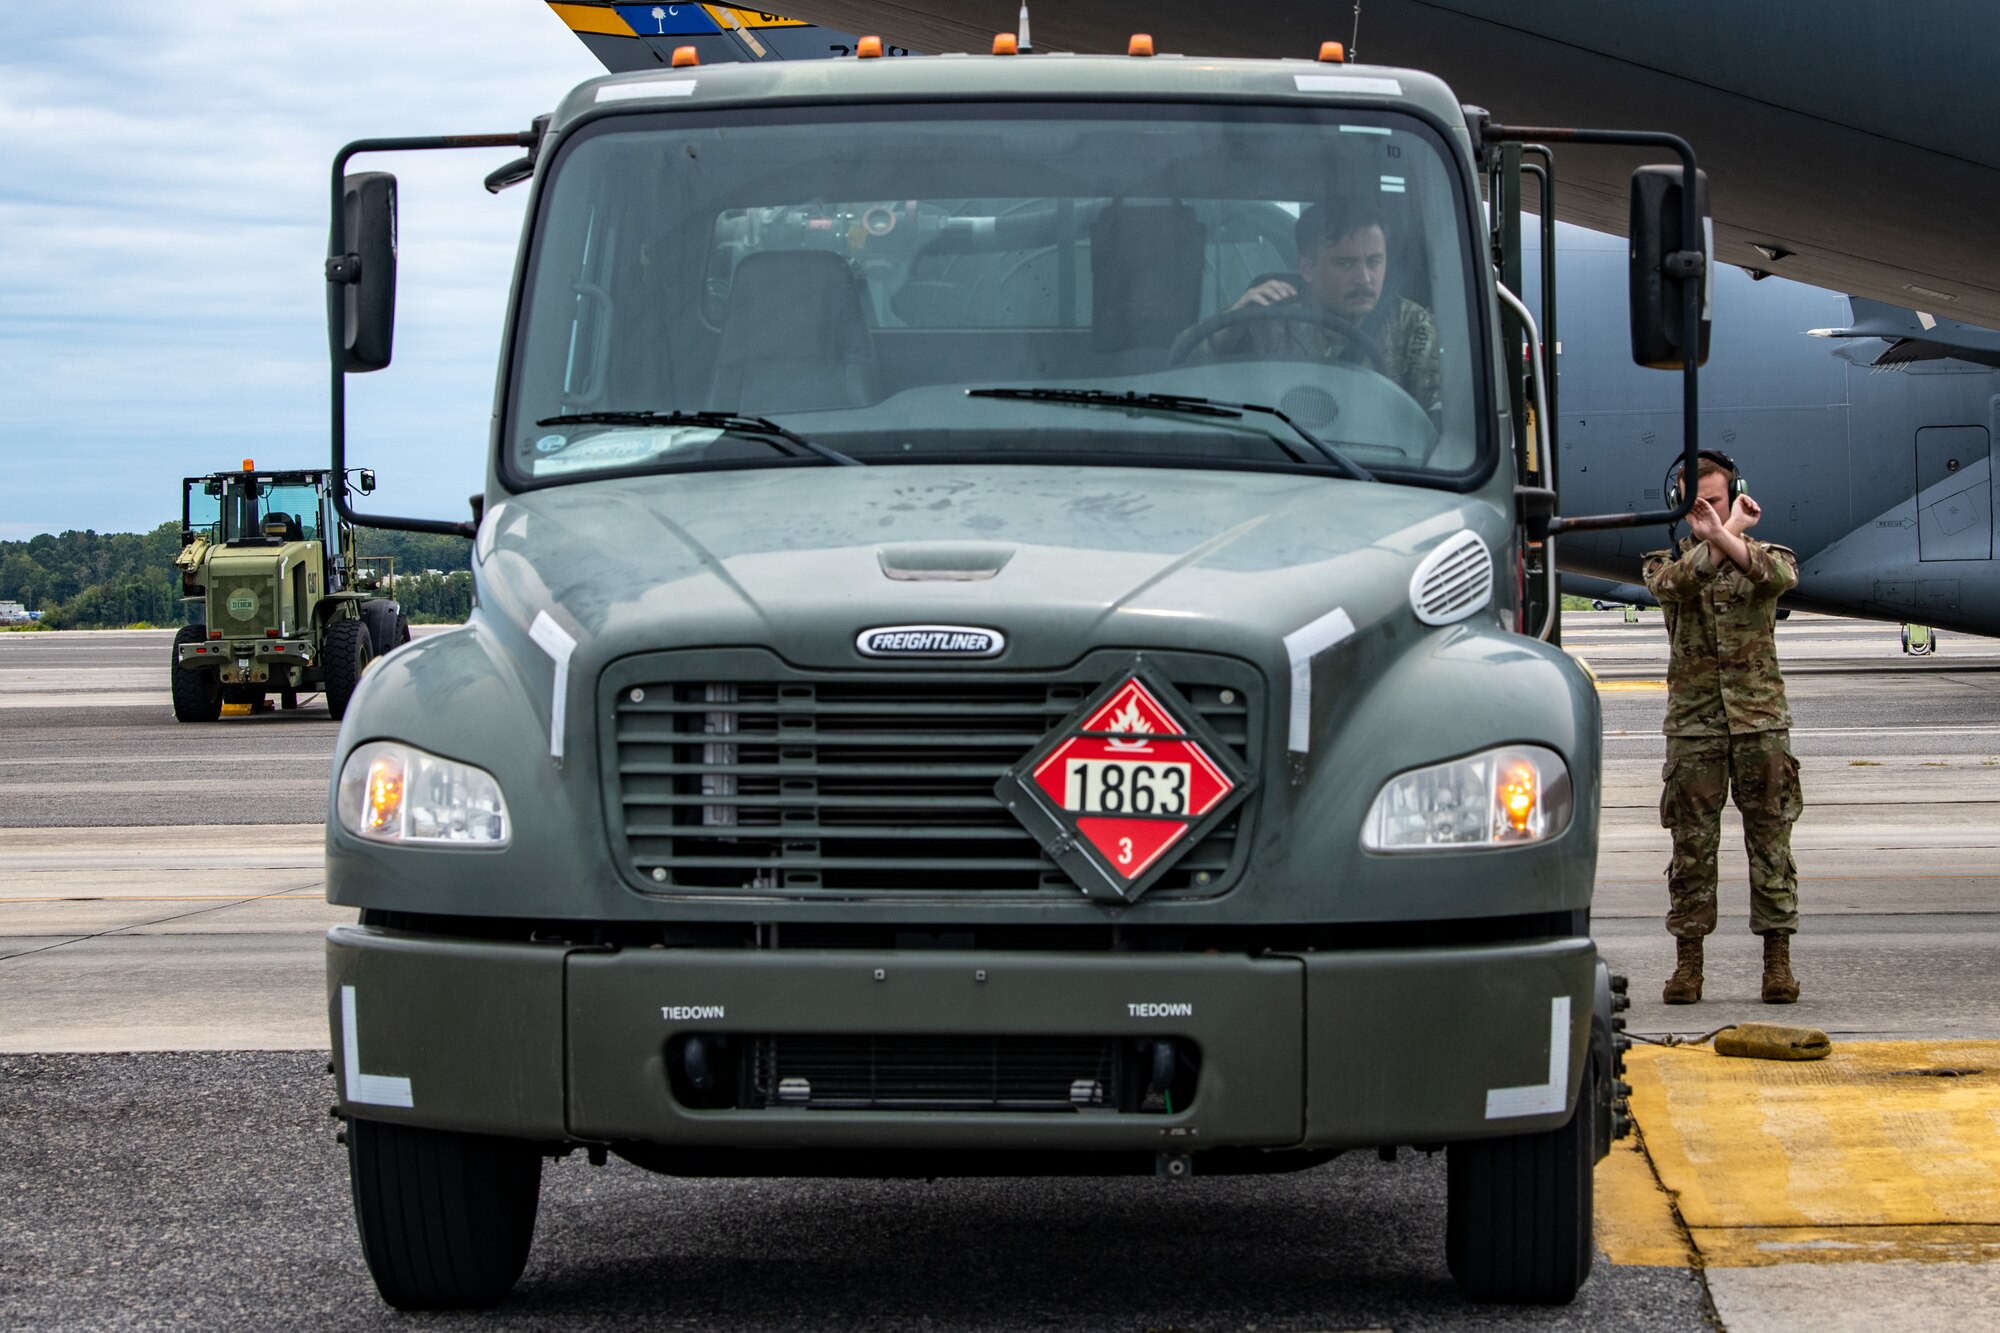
top-left (548, 2), bottom-right (637, 37)
top-left (1627, 1041), bottom-right (2000, 1267)
top-left (1692, 1224), bottom-right (2000, 1268)
top-left (1596, 680), bottom-right (1668, 692)
top-left (1595, 1133), bottom-right (1694, 1266)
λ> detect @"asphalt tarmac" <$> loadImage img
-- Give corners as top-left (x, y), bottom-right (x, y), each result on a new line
top-left (3, 615), bottom-right (1996, 1329)
top-left (0, 1052), bottom-right (1707, 1332)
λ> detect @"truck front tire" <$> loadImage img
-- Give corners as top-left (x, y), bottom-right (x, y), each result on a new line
top-left (324, 617), bottom-right (372, 721)
top-left (347, 1117), bottom-right (542, 1310)
top-left (169, 625), bottom-right (222, 722)
top-left (1444, 1064), bottom-right (1595, 1303)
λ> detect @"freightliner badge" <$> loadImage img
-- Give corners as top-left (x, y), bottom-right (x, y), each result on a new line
top-left (996, 665), bottom-right (1250, 902)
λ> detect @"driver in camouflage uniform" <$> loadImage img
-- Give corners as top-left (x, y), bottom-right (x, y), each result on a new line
top-left (1214, 202), bottom-right (1442, 417)
top-left (1642, 453), bottom-right (1803, 1005)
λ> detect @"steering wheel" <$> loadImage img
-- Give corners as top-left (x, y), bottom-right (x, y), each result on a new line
top-left (1169, 301), bottom-right (1389, 374)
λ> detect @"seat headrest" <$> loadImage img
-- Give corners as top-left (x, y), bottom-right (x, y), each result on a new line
top-left (1091, 204), bottom-right (1205, 352)
top-left (724, 250), bottom-right (867, 334)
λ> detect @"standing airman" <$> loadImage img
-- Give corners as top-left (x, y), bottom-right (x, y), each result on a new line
top-left (1642, 450), bottom-right (1803, 1004)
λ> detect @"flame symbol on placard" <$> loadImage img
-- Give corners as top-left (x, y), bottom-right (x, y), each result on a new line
top-left (1104, 698), bottom-right (1152, 752)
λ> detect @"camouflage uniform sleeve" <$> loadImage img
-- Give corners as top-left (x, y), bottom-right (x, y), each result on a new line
top-left (1737, 540), bottom-right (1799, 597)
top-left (1398, 301), bottom-right (1442, 415)
top-left (1642, 543), bottom-right (1712, 603)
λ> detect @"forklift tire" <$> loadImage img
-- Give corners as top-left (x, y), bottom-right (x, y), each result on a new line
top-left (324, 618), bottom-right (373, 722)
top-left (169, 625), bottom-right (222, 723)
top-left (346, 1117), bottom-right (541, 1310)
top-left (1445, 1062), bottom-right (1595, 1304)
top-left (396, 612), bottom-right (411, 647)
top-left (282, 690), bottom-right (300, 711)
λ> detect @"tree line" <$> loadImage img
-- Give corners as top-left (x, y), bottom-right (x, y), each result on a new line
top-left (0, 523), bottom-right (473, 628)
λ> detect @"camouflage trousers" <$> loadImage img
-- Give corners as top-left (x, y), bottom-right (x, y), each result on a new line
top-left (1660, 730), bottom-right (1803, 938)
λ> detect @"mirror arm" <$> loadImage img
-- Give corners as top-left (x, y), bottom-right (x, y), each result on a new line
top-left (1485, 125), bottom-right (1702, 536)
top-left (327, 131), bottom-right (534, 541)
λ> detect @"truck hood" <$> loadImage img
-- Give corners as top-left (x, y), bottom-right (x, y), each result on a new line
top-left (475, 465), bottom-right (1506, 675)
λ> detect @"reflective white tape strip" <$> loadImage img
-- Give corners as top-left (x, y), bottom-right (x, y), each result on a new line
top-left (529, 610), bottom-right (579, 760)
top-left (341, 985), bottom-right (413, 1109)
top-left (1281, 608), bottom-right (1356, 754)
top-left (1484, 995), bottom-right (1571, 1119)
top-left (596, 80), bottom-right (698, 102)
top-left (1294, 74), bottom-right (1403, 96)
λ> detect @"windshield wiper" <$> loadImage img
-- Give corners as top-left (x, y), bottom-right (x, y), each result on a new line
top-left (534, 410), bottom-right (864, 467)
top-left (965, 387), bottom-right (1374, 482)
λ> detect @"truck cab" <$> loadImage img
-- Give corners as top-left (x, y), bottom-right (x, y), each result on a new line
top-left (322, 46), bottom-right (1709, 1310)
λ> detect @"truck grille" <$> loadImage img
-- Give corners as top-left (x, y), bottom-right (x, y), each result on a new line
top-left (210, 572), bottom-right (277, 637)
top-left (607, 656), bottom-right (1257, 897)
top-left (745, 1034), bottom-right (1122, 1111)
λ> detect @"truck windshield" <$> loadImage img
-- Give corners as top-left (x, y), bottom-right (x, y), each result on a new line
top-left (510, 103), bottom-right (1483, 487)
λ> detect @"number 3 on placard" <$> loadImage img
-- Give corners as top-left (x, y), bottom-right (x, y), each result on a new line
top-left (1118, 837), bottom-right (1134, 865)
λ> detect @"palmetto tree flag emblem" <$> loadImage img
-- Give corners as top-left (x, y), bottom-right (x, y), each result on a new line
top-left (996, 666), bottom-right (1252, 902)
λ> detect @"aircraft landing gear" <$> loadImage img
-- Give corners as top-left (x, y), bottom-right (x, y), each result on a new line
top-left (1902, 623), bottom-right (1937, 656)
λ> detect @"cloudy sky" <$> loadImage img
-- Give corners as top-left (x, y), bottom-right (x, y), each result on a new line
top-left (0, 3), bottom-right (603, 539)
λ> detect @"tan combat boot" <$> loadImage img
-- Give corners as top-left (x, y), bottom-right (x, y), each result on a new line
top-left (1662, 937), bottom-right (1703, 1004)
top-left (1761, 933), bottom-right (1800, 1004)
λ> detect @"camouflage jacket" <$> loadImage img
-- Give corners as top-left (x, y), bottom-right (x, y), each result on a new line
top-left (1641, 535), bottom-right (1800, 736)
top-left (1230, 296), bottom-right (1442, 414)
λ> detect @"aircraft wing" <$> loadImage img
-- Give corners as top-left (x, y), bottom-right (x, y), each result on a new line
top-left (1809, 298), bottom-right (2000, 372)
top-left (671, 0), bottom-right (2000, 328)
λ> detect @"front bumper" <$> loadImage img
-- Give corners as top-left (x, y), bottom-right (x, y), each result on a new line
top-left (327, 924), bottom-right (1593, 1152)
top-left (178, 637), bottom-right (312, 684)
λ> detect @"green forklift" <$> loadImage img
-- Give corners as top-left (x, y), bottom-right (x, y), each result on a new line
top-left (171, 461), bottom-right (408, 721)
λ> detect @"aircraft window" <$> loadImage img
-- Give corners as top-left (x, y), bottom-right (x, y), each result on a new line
top-left (512, 104), bottom-right (1481, 486)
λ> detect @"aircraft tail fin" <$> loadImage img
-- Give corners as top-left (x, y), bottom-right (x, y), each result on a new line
top-left (545, 3), bottom-right (852, 72)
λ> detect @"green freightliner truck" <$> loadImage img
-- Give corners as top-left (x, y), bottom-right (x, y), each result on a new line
top-left (321, 40), bottom-right (1712, 1309)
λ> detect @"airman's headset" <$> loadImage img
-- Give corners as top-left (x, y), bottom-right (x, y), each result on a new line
top-left (1665, 448), bottom-right (1749, 511)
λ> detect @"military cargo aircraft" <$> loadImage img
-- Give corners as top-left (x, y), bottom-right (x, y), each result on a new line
top-left (671, 0), bottom-right (2000, 329)
top-left (541, 3), bottom-right (2000, 639)
top-left (1534, 229), bottom-right (2000, 638)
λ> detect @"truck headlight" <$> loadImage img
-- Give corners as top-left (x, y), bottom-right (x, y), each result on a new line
top-left (336, 741), bottom-right (510, 847)
top-left (1362, 744), bottom-right (1572, 852)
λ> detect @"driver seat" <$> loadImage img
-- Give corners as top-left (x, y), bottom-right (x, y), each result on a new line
top-left (707, 250), bottom-right (880, 413)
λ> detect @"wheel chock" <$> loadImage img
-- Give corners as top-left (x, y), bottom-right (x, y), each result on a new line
top-left (1713, 1023), bottom-right (1831, 1061)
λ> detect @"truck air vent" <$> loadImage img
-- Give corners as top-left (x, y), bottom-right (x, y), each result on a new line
top-left (1409, 530), bottom-right (1493, 626)
top-left (606, 654), bottom-right (1258, 897)
top-left (739, 1035), bottom-right (1159, 1112)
